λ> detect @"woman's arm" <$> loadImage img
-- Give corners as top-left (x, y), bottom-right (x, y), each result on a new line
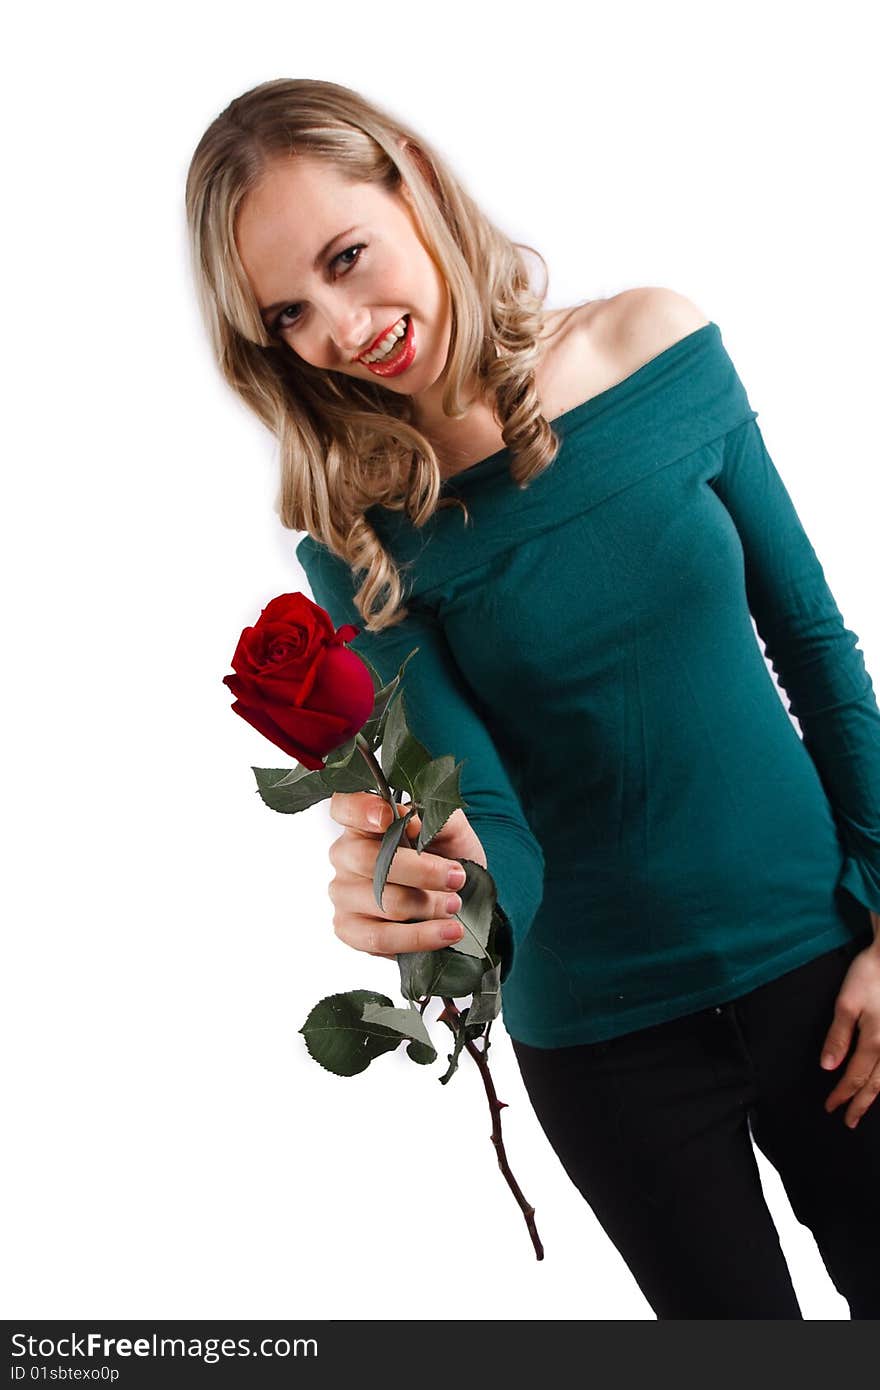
top-left (297, 537), bottom-right (546, 981)
top-left (710, 415), bottom-right (880, 921)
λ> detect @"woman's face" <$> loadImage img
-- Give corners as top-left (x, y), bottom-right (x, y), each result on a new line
top-left (236, 154), bottom-right (453, 408)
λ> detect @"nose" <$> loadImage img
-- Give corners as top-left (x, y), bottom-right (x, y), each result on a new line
top-left (325, 305), bottom-right (372, 363)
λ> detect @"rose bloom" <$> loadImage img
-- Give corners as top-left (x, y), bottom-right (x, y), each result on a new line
top-left (223, 592), bottom-right (374, 768)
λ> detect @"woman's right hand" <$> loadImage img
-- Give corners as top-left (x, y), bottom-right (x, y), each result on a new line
top-left (327, 790), bottom-right (486, 958)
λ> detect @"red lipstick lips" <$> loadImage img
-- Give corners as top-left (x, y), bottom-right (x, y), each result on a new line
top-left (357, 314), bottom-right (416, 378)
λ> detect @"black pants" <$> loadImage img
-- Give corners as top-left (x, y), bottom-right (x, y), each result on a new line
top-left (511, 934), bottom-right (880, 1319)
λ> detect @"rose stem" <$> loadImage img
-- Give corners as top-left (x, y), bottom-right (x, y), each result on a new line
top-left (355, 736), bottom-right (543, 1259)
top-left (355, 733), bottom-right (396, 808)
top-left (438, 997), bottom-right (544, 1261)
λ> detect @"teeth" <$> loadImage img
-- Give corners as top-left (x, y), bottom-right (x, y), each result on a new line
top-left (361, 316), bottom-right (407, 363)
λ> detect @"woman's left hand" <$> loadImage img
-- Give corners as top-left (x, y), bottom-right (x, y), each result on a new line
top-left (820, 911), bottom-right (880, 1128)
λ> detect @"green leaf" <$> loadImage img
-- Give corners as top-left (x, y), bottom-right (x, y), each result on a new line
top-left (444, 859), bottom-right (496, 959)
top-left (380, 692), bottom-right (433, 800)
top-left (356, 662), bottom-right (397, 750)
top-left (465, 962), bottom-right (502, 1024)
top-left (359, 648), bottom-right (421, 751)
top-left (354, 650), bottom-right (386, 691)
top-left (395, 861), bottom-right (503, 1005)
top-left (397, 944), bottom-right (487, 1002)
top-left (464, 1020), bottom-right (488, 1041)
top-left (252, 760), bottom-right (373, 813)
top-left (412, 756), bottom-right (470, 852)
top-left (406, 1039), bottom-right (436, 1065)
top-left (360, 1001), bottom-right (437, 1061)
top-left (373, 807), bottom-right (419, 913)
top-left (299, 990), bottom-right (404, 1076)
top-left (254, 762), bottom-right (315, 791)
top-left (322, 734), bottom-right (360, 769)
top-left (438, 1006), bottom-right (470, 1085)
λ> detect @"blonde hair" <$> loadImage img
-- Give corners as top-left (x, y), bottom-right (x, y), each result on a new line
top-left (185, 77), bottom-right (579, 631)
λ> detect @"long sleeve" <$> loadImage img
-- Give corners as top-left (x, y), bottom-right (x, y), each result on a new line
top-left (296, 537), bottom-right (546, 982)
top-left (711, 415), bottom-right (880, 915)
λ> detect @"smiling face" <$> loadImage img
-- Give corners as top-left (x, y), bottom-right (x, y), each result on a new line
top-left (235, 154), bottom-right (455, 411)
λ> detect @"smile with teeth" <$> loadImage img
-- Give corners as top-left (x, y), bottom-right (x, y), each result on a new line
top-left (359, 316), bottom-right (408, 363)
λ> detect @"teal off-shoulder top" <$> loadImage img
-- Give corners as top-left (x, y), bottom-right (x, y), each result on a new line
top-left (297, 322), bottom-right (880, 1048)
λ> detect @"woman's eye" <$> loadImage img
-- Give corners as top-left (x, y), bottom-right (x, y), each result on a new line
top-left (275, 304), bottom-right (300, 329)
top-left (273, 243), bottom-right (367, 333)
top-left (335, 243), bottom-right (366, 272)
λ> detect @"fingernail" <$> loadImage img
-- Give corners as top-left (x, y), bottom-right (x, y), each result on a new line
top-left (445, 894), bottom-right (462, 915)
top-left (369, 806), bottom-right (387, 828)
top-left (441, 923), bottom-right (463, 941)
top-left (447, 866), bottom-right (466, 889)
top-left (821, 1054), bottom-right (835, 1068)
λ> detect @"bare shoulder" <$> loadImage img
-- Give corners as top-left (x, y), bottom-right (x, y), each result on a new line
top-left (535, 290), bottom-right (711, 421)
top-left (596, 287), bottom-right (712, 370)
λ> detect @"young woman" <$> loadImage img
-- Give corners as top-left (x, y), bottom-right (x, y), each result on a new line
top-left (186, 77), bottom-right (880, 1319)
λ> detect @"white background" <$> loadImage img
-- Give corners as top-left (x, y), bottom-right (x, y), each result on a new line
top-left (3, 0), bottom-right (878, 1322)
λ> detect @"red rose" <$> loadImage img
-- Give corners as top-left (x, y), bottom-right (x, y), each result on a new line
top-left (223, 592), bottom-right (375, 769)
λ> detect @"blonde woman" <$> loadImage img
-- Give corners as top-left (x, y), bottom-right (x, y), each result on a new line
top-left (186, 78), bottom-right (880, 1319)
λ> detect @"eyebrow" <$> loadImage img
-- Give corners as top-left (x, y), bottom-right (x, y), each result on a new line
top-left (258, 225), bottom-right (361, 322)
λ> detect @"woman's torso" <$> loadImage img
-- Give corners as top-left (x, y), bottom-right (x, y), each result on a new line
top-left (361, 320), bottom-right (869, 1047)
